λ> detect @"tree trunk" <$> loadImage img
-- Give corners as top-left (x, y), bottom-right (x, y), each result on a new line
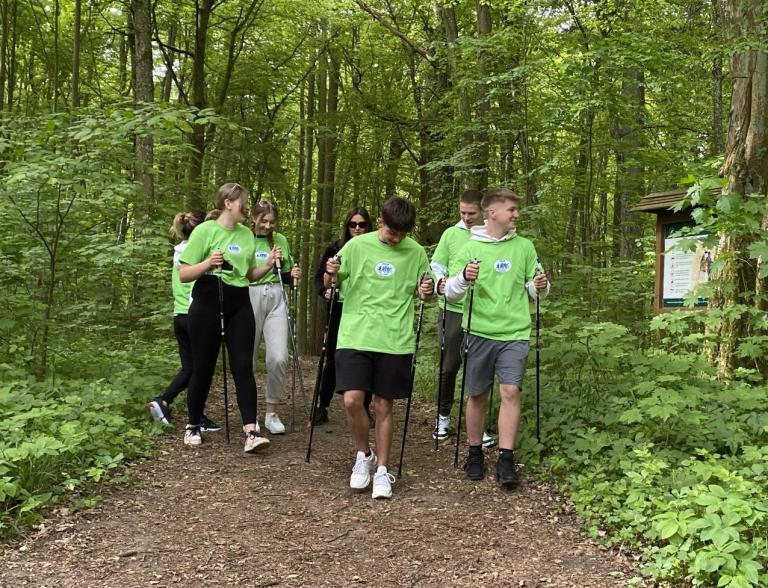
top-left (439, 6), bottom-right (475, 189)
top-left (302, 72), bottom-right (318, 354)
top-left (187, 0), bottom-right (214, 210)
top-left (713, 0), bottom-right (768, 379)
top-left (384, 134), bottom-right (405, 197)
top-left (611, 68), bottom-right (645, 260)
top-left (321, 53), bottom-right (339, 245)
top-left (0, 0), bottom-right (8, 110)
top-left (711, 0), bottom-right (725, 155)
top-left (53, 0), bottom-right (60, 110)
top-left (132, 0), bottom-right (155, 208)
top-left (72, 0), bottom-right (81, 107)
top-left (473, 2), bottom-right (491, 191)
top-left (162, 21), bottom-right (177, 103)
top-left (7, 0), bottom-right (16, 111)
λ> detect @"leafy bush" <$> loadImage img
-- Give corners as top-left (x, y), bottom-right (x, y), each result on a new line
top-left (0, 342), bottom-right (172, 538)
top-left (527, 318), bottom-right (768, 587)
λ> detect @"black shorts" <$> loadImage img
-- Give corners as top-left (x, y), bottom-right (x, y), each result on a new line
top-left (334, 349), bottom-right (413, 400)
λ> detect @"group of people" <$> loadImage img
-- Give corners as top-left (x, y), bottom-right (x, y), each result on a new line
top-left (148, 183), bottom-right (549, 500)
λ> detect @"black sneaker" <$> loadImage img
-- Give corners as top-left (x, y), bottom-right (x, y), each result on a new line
top-left (199, 415), bottom-right (222, 432)
top-left (311, 406), bottom-right (329, 426)
top-left (496, 454), bottom-right (520, 489)
top-left (463, 449), bottom-right (485, 480)
top-left (146, 398), bottom-right (171, 425)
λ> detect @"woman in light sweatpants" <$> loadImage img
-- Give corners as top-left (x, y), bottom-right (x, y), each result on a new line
top-left (249, 199), bottom-right (301, 434)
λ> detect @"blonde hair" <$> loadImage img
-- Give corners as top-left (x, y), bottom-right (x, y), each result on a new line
top-left (481, 188), bottom-right (522, 210)
top-left (207, 182), bottom-right (249, 220)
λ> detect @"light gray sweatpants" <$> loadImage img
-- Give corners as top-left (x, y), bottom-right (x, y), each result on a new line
top-left (249, 282), bottom-right (288, 405)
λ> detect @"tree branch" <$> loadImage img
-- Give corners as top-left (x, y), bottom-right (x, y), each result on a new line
top-left (351, 0), bottom-right (436, 67)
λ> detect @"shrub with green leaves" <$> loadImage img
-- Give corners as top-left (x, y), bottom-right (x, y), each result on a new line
top-left (527, 318), bottom-right (768, 587)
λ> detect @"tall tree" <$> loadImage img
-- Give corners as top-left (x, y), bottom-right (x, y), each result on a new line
top-left (72, 0), bottom-right (82, 107)
top-left (132, 0), bottom-right (155, 206)
top-left (712, 0), bottom-right (768, 379)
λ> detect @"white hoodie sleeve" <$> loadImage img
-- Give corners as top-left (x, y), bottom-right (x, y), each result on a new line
top-left (526, 278), bottom-right (550, 300)
top-left (445, 271), bottom-right (470, 302)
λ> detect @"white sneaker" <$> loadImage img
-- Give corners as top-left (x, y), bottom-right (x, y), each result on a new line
top-left (264, 412), bottom-right (286, 434)
top-left (372, 466), bottom-right (395, 499)
top-left (183, 425), bottom-right (202, 446)
top-left (349, 450), bottom-right (377, 490)
top-left (432, 414), bottom-right (450, 441)
top-left (482, 431), bottom-right (497, 448)
top-left (244, 430), bottom-right (270, 453)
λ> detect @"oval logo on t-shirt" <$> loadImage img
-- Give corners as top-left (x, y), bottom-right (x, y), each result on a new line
top-left (255, 251), bottom-right (269, 261)
top-left (494, 259), bottom-right (512, 273)
top-left (228, 244), bottom-right (241, 254)
top-left (375, 262), bottom-right (395, 277)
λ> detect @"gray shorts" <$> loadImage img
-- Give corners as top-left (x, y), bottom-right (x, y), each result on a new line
top-left (463, 336), bottom-right (529, 396)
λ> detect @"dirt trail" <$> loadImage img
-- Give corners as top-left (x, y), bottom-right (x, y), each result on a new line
top-left (1, 364), bottom-right (638, 587)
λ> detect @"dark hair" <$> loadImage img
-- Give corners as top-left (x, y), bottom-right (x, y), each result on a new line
top-left (338, 207), bottom-right (372, 246)
top-left (207, 182), bottom-right (249, 220)
top-left (170, 211), bottom-right (205, 240)
top-left (481, 187), bottom-right (522, 210)
top-left (251, 199), bottom-right (279, 247)
top-left (460, 189), bottom-right (483, 207)
top-left (381, 196), bottom-right (416, 233)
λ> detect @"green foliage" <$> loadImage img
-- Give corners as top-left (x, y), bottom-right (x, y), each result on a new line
top-left (529, 315), bottom-right (768, 587)
top-left (0, 340), bottom-right (173, 538)
top-left (0, 106), bottom-right (194, 538)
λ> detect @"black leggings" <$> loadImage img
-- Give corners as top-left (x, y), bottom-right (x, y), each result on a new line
top-left (160, 315), bottom-right (193, 405)
top-left (186, 276), bottom-right (258, 427)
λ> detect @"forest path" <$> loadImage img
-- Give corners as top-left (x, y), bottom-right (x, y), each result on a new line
top-left (1, 361), bottom-right (638, 587)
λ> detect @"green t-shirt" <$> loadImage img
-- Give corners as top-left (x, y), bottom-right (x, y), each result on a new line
top-left (336, 231), bottom-right (430, 355)
top-left (172, 241), bottom-right (193, 315)
top-left (250, 232), bottom-right (294, 286)
top-left (450, 234), bottom-right (538, 341)
top-left (431, 224), bottom-right (471, 314)
top-left (179, 220), bottom-right (256, 288)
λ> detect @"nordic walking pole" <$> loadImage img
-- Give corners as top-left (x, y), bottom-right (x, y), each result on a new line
top-left (274, 256), bottom-right (308, 432)
top-left (398, 272), bottom-right (430, 479)
top-left (306, 260), bottom-right (339, 463)
top-left (289, 263), bottom-right (299, 432)
top-left (434, 281), bottom-right (447, 452)
top-left (454, 260), bottom-right (478, 468)
top-left (487, 376), bottom-right (495, 435)
top-left (216, 254), bottom-right (231, 444)
top-left (535, 258), bottom-right (544, 444)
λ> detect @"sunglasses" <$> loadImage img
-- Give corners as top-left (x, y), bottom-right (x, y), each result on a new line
top-left (347, 221), bottom-right (369, 229)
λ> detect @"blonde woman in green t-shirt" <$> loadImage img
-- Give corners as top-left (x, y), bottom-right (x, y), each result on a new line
top-left (248, 200), bottom-right (302, 435)
top-left (179, 183), bottom-right (277, 453)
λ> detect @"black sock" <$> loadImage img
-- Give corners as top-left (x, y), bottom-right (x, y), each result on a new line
top-left (364, 449), bottom-right (372, 458)
top-left (499, 448), bottom-right (514, 460)
top-left (469, 444), bottom-right (482, 454)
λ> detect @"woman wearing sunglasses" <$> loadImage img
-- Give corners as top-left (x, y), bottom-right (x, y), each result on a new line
top-left (311, 207), bottom-right (373, 425)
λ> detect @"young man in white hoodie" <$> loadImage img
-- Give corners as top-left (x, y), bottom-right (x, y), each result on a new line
top-left (445, 188), bottom-right (549, 489)
top-left (430, 190), bottom-right (490, 443)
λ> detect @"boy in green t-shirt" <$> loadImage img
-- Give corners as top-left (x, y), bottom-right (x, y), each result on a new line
top-left (324, 196), bottom-right (434, 499)
top-left (445, 188), bottom-right (549, 490)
